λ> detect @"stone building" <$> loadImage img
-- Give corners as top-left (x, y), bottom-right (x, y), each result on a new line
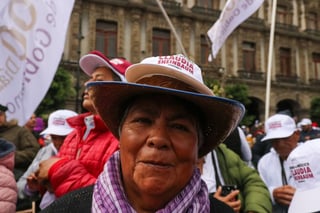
top-left (61, 0), bottom-right (320, 124)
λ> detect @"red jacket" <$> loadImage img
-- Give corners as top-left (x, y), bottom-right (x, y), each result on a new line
top-left (48, 112), bottom-right (119, 197)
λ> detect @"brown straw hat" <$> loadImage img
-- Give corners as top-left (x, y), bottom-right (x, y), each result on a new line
top-left (87, 54), bottom-right (245, 157)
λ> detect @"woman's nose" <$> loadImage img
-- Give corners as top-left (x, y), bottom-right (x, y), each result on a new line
top-left (146, 125), bottom-right (170, 150)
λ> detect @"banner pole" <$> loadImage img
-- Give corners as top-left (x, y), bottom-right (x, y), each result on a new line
top-left (265, 0), bottom-right (277, 121)
top-left (155, 0), bottom-right (187, 56)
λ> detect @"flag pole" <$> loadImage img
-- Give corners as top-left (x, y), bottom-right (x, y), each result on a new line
top-left (155, 0), bottom-right (187, 56)
top-left (265, 0), bottom-right (277, 121)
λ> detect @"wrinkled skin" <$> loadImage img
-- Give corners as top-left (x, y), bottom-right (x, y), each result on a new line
top-left (119, 95), bottom-right (199, 212)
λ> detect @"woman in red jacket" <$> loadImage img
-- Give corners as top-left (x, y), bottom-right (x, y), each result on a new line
top-left (35, 51), bottom-right (132, 204)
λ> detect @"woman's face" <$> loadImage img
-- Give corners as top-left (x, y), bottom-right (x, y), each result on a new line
top-left (119, 95), bottom-right (199, 206)
top-left (83, 67), bottom-right (115, 113)
top-left (25, 113), bottom-right (36, 130)
top-left (50, 134), bottom-right (66, 151)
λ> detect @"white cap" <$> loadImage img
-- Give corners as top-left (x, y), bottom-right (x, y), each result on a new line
top-left (125, 54), bottom-right (214, 96)
top-left (261, 114), bottom-right (297, 142)
top-left (40, 109), bottom-right (78, 136)
top-left (79, 50), bottom-right (131, 82)
top-left (288, 139), bottom-right (320, 213)
top-left (300, 118), bottom-right (312, 126)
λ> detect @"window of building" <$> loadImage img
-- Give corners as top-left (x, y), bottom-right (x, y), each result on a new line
top-left (242, 42), bottom-right (256, 72)
top-left (312, 53), bottom-right (320, 80)
top-left (196, 0), bottom-right (213, 9)
top-left (279, 47), bottom-right (291, 76)
top-left (152, 28), bottom-right (170, 56)
top-left (276, 5), bottom-right (289, 24)
top-left (96, 20), bottom-right (117, 58)
top-left (200, 35), bottom-right (210, 65)
top-left (307, 12), bottom-right (318, 31)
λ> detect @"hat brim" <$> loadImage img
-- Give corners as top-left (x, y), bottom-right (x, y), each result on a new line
top-left (288, 187), bottom-right (320, 213)
top-left (40, 127), bottom-right (73, 136)
top-left (126, 64), bottom-right (213, 96)
top-left (87, 81), bottom-right (245, 158)
top-left (79, 54), bottom-right (125, 81)
top-left (261, 130), bottom-right (295, 142)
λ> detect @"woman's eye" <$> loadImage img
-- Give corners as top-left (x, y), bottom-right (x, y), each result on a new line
top-left (172, 123), bottom-right (189, 132)
top-left (95, 78), bottom-right (104, 82)
top-left (133, 117), bottom-right (151, 124)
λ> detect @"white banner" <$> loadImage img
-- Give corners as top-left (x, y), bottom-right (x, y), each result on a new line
top-left (0, 0), bottom-right (75, 125)
top-left (208, 0), bottom-right (264, 58)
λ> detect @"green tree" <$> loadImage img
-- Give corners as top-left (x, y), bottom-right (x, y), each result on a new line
top-left (311, 97), bottom-right (320, 125)
top-left (224, 84), bottom-right (255, 126)
top-left (205, 80), bottom-right (254, 126)
top-left (36, 67), bottom-right (76, 119)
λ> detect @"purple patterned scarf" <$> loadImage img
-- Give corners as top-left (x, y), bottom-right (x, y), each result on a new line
top-left (92, 151), bottom-right (209, 212)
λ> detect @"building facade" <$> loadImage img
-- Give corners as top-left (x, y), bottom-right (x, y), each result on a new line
top-left (61, 0), bottom-right (320, 124)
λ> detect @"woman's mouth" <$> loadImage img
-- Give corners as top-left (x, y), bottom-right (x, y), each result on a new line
top-left (141, 160), bottom-right (172, 168)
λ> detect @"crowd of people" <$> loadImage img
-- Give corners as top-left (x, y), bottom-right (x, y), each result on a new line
top-left (1, 51), bottom-right (320, 213)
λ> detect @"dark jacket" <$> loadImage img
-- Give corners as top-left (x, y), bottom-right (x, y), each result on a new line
top-left (0, 120), bottom-right (40, 180)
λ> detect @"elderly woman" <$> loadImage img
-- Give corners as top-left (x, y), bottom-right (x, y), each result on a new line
top-left (87, 54), bottom-right (245, 212)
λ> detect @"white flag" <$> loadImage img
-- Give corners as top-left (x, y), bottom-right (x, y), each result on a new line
top-left (208, 0), bottom-right (265, 58)
top-left (0, 0), bottom-right (75, 125)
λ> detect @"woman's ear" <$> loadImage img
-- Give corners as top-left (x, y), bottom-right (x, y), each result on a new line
top-left (196, 157), bottom-right (205, 174)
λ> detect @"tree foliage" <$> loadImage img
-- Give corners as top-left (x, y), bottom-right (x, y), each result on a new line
top-left (310, 97), bottom-right (320, 124)
top-left (205, 80), bottom-right (255, 126)
top-left (224, 84), bottom-right (255, 126)
top-left (35, 67), bottom-right (76, 119)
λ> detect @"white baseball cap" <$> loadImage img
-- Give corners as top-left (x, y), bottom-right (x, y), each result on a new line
top-left (40, 109), bottom-right (78, 136)
top-left (79, 50), bottom-right (132, 82)
top-left (287, 139), bottom-right (320, 213)
top-left (261, 114), bottom-right (297, 142)
top-left (299, 118), bottom-right (312, 126)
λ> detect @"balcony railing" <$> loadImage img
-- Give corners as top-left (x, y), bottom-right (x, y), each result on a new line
top-left (275, 74), bottom-right (299, 83)
top-left (144, 0), bottom-right (181, 9)
top-left (309, 78), bottom-right (320, 86)
top-left (237, 70), bottom-right (265, 80)
top-left (242, 17), bottom-right (265, 29)
top-left (191, 6), bottom-right (220, 18)
top-left (275, 22), bottom-right (299, 32)
top-left (304, 29), bottom-right (320, 41)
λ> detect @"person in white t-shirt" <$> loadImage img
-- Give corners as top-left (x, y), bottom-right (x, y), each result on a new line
top-left (257, 114), bottom-right (300, 213)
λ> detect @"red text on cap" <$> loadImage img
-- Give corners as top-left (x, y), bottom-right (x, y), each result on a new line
top-left (268, 121), bottom-right (282, 129)
top-left (53, 118), bottom-right (66, 126)
top-left (158, 55), bottom-right (194, 74)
